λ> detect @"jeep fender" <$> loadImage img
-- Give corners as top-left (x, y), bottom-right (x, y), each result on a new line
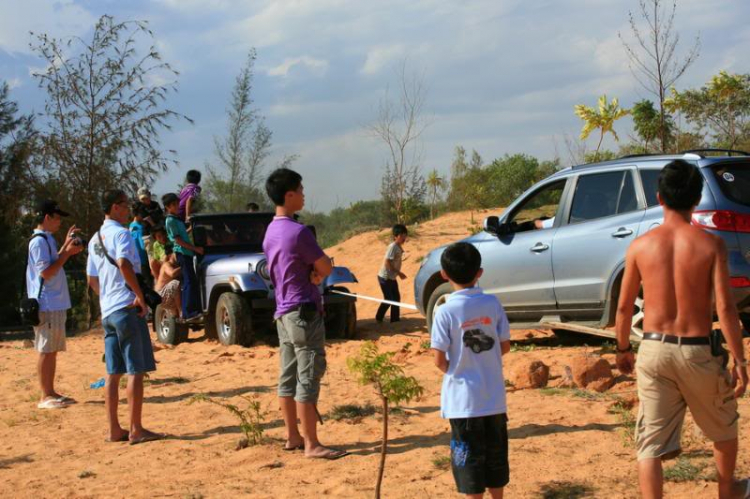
top-left (324, 266), bottom-right (358, 288)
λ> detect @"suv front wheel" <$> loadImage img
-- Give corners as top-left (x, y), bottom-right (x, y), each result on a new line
top-left (426, 282), bottom-right (453, 333)
top-left (215, 292), bottom-right (253, 346)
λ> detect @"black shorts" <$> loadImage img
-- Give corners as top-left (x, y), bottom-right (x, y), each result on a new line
top-left (450, 413), bottom-right (509, 494)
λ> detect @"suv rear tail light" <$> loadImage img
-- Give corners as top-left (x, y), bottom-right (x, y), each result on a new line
top-left (692, 210), bottom-right (750, 233)
top-left (730, 277), bottom-right (750, 288)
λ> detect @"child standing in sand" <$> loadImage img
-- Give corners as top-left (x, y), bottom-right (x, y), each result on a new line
top-left (375, 224), bottom-right (407, 323)
top-left (431, 242), bottom-right (512, 498)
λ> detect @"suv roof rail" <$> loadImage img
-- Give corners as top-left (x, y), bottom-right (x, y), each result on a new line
top-left (680, 148), bottom-right (750, 158)
top-left (618, 153), bottom-right (663, 159)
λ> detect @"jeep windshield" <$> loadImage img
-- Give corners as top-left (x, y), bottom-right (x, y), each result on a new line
top-left (191, 213), bottom-right (274, 254)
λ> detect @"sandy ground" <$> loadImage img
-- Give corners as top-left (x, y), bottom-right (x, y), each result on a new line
top-left (1, 208), bottom-right (749, 498)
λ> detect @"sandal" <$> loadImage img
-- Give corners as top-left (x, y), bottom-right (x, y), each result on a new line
top-left (37, 398), bottom-right (67, 409)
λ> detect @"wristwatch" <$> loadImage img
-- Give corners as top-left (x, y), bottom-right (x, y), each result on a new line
top-left (617, 343), bottom-right (633, 354)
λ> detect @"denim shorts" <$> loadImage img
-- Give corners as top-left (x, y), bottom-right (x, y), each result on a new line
top-left (102, 307), bottom-right (156, 375)
top-left (450, 413), bottom-right (509, 494)
top-left (276, 309), bottom-right (327, 403)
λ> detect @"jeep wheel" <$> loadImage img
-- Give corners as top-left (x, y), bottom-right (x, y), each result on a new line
top-left (426, 282), bottom-right (453, 333)
top-left (325, 302), bottom-right (357, 339)
top-left (215, 292), bottom-right (253, 346)
top-left (155, 305), bottom-right (188, 345)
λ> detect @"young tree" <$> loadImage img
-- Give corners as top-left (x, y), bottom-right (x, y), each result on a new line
top-left (368, 61), bottom-right (431, 223)
top-left (348, 342), bottom-right (423, 499)
top-left (204, 49), bottom-right (295, 213)
top-left (425, 169), bottom-right (445, 219)
top-left (631, 99), bottom-right (671, 152)
top-left (669, 72), bottom-right (750, 150)
top-left (574, 95), bottom-right (630, 161)
top-left (619, 0), bottom-right (700, 152)
top-left (30, 15), bottom-right (191, 237)
top-left (30, 15), bottom-right (191, 326)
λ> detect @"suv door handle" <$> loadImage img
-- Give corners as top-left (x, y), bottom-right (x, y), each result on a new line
top-left (530, 242), bottom-right (550, 253)
top-left (611, 228), bottom-right (634, 238)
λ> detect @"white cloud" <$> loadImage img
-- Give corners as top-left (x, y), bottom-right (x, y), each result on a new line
top-left (0, 0), bottom-right (96, 55)
top-left (267, 56), bottom-right (329, 77)
top-left (360, 44), bottom-right (407, 76)
top-left (6, 77), bottom-right (22, 89)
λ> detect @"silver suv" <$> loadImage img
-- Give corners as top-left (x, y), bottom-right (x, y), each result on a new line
top-left (415, 150), bottom-right (750, 337)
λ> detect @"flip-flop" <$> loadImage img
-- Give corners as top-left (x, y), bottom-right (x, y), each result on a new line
top-left (55, 396), bottom-right (77, 405)
top-left (129, 432), bottom-right (165, 445)
top-left (308, 448), bottom-right (349, 460)
top-left (106, 432), bottom-right (130, 443)
top-left (37, 398), bottom-right (67, 409)
top-left (283, 443), bottom-right (304, 451)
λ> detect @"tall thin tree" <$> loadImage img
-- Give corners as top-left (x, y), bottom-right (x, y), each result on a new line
top-left (368, 60), bottom-right (430, 223)
top-left (619, 0), bottom-right (700, 152)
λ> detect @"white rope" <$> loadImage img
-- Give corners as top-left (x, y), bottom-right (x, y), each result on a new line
top-left (328, 289), bottom-right (419, 310)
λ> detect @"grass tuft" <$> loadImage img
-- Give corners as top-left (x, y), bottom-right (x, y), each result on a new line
top-left (539, 480), bottom-right (595, 498)
top-left (328, 403), bottom-right (377, 422)
top-left (432, 456), bottom-right (451, 470)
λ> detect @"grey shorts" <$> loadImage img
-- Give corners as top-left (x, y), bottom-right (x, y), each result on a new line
top-left (34, 310), bottom-right (67, 353)
top-left (276, 310), bottom-right (327, 403)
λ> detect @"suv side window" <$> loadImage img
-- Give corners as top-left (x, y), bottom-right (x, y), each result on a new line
top-left (569, 171), bottom-right (637, 223)
top-left (508, 180), bottom-right (566, 232)
top-left (639, 169), bottom-right (661, 207)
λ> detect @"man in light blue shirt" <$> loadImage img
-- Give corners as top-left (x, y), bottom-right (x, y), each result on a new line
top-left (87, 189), bottom-right (162, 445)
top-left (27, 200), bottom-right (83, 409)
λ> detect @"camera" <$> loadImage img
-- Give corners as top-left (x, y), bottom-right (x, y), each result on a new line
top-left (72, 234), bottom-right (87, 247)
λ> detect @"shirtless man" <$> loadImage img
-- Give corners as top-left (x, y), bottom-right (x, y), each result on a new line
top-left (615, 159), bottom-right (749, 499)
top-left (155, 248), bottom-right (182, 318)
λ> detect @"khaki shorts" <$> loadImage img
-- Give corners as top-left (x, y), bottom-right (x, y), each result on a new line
top-left (33, 310), bottom-right (67, 353)
top-left (276, 310), bottom-right (327, 404)
top-left (636, 338), bottom-right (738, 461)
top-left (158, 280), bottom-right (181, 316)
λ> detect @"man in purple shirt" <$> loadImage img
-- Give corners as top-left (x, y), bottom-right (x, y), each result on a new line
top-left (178, 169), bottom-right (202, 221)
top-left (263, 168), bottom-right (347, 460)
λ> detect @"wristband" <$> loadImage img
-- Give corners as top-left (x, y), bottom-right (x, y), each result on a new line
top-left (736, 358), bottom-right (749, 368)
top-left (617, 343), bottom-right (633, 354)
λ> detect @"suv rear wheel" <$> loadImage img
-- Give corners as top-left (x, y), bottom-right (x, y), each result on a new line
top-left (155, 304), bottom-right (189, 345)
top-left (216, 292), bottom-right (253, 346)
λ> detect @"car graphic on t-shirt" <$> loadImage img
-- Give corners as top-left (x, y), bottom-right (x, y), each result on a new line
top-left (462, 329), bottom-right (495, 353)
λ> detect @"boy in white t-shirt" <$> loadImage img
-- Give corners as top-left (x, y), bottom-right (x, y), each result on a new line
top-left (431, 242), bottom-right (511, 498)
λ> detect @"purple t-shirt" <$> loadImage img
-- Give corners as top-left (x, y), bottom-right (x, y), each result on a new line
top-left (178, 183), bottom-right (201, 220)
top-left (263, 216), bottom-right (325, 318)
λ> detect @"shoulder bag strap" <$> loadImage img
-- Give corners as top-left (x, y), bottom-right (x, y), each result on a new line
top-left (25, 233), bottom-right (53, 299)
top-left (96, 230), bottom-right (119, 268)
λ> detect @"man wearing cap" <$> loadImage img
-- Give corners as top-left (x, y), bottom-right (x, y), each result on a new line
top-left (133, 187), bottom-right (164, 240)
top-left (27, 200), bottom-right (84, 409)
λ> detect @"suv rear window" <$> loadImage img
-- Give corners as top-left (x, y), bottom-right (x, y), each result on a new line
top-left (639, 169), bottom-right (661, 207)
top-left (711, 162), bottom-right (750, 207)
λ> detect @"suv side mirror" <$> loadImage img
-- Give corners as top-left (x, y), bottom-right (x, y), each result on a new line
top-left (484, 216), bottom-right (500, 235)
top-left (193, 226), bottom-right (207, 247)
top-left (484, 216), bottom-right (512, 236)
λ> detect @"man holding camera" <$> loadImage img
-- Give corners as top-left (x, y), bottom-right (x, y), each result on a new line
top-left (87, 189), bottom-right (162, 444)
top-left (27, 200), bottom-right (83, 409)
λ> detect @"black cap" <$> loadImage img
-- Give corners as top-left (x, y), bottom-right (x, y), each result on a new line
top-left (36, 200), bottom-right (70, 218)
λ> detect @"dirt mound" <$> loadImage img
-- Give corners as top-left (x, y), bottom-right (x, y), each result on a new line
top-left (569, 355), bottom-right (615, 393)
top-left (509, 359), bottom-right (550, 389)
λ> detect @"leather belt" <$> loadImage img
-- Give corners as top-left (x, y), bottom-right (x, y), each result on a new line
top-left (642, 332), bottom-right (710, 345)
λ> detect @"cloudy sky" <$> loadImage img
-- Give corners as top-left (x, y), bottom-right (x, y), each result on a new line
top-left (1, 0), bottom-right (748, 211)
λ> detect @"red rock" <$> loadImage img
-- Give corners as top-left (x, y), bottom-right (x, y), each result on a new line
top-left (508, 360), bottom-right (550, 389)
